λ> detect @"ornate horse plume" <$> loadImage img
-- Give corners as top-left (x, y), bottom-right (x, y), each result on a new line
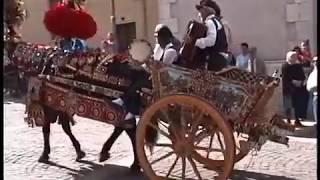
top-left (4, 0), bottom-right (27, 40)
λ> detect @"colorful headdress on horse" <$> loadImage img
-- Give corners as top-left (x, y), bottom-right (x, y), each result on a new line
top-left (4, 0), bottom-right (27, 40)
top-left (44, 0), bottom-right (97, 39)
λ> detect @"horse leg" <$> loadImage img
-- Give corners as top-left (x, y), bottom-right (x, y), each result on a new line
top-left (38, 118), bottom-right (52, 163)
top-left (125, 124), bottom-right (141, 172)
top-left (99, 126), bottom-right (124, 162)
top-left (60, 113), bottom-right (85, 161)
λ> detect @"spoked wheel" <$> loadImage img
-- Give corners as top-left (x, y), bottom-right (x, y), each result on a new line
top-left (136, 95), bottom-right (235, 180)
top-left (193, 129), bottom-right (250, 166)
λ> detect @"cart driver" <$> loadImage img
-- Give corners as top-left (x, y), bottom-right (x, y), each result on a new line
top-left (111, 26), bottom-right (183, 128)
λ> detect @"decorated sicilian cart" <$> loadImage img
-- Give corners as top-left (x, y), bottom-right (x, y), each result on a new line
top-left (134, 61), bottom-right (295, 179)
top-left (5, 0), bottom-right (295, 179)
top-left (131, 20), bottom-right (295, 179)
top-left (12, 41), bottom-right (294, 179)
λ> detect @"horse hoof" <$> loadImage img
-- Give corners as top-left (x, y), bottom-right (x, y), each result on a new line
top-left (130, 163), bottom-right (141, 173)
top-left (99, 152), bottom-right (110, 162)
top-left (38, 154), bottom-right (49, 163)
top-left (76, 151), bottom-right (86, 161)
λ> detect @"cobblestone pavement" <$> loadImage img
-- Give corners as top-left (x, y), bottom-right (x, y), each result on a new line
top-left (4, 97), bottom-right (317, 180)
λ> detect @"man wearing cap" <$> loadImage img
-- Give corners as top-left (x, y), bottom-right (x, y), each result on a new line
top-left (191, 0), bottom-right (228, 71)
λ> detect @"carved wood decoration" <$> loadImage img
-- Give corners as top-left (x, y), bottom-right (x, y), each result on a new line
top-left (155, 65), bottom-right (255, 124)
top-left (41, 81), bottom-right (125, 126)
top-left (45, 75), bottom-right (124, 98)
top-left (149, 62), bottom-right (291, 140)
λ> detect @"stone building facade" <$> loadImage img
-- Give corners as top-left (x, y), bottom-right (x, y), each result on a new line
top-left (20, 0), bottom-right (159, 47)
top-left (20, 0), bottom-right (316, 60)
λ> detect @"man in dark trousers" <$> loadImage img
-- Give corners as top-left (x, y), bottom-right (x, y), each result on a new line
top-left (187, 0), bottom-right (229, 71)
top-left (99, 27), bottom-right (181, 172)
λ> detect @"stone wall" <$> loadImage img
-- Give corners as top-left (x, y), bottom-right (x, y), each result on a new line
top-left (169, 0), bottom-right (317, 60)
top-left (264, 60), bottom-right (285, 116)
top-left (19, 0), bottom-right (158, 47)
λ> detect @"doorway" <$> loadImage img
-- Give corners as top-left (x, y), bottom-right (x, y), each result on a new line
top-left (116, 22), bottom-right (136, 51)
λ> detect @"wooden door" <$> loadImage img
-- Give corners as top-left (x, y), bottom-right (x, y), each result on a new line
top-left (116, 22), bottom-right (136, 51)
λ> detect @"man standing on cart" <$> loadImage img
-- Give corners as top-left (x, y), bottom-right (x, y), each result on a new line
top-left (186, 0), bottom-right (229, 71)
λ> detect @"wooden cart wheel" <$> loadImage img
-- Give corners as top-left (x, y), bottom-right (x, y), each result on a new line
top-left (136, 95), bottom-right (235, 180)
top-left (233, 133), bottom-right (250, 163)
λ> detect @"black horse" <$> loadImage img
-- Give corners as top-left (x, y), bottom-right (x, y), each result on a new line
top-left (5, 41), bottom-right (147, 172)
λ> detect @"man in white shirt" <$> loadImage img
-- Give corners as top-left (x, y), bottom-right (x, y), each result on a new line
top-left (155, 26), bottom-right (178, 64)
top-left (192, 0), bottom-right (228, 71)
top-left (236, 42), bottom-right (252, 71)
top-left (153, 24), bottom-right (165, 61)
top-left (153, 24), bottom-right (181, 63)
top-left (306, 56), bottom-right (318, 122)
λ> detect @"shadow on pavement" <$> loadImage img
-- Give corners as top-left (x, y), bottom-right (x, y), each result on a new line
top-left (71, 160), bottom-right (147, 180)
top-left (232, 170), bottom-right (297, 180)
top-left (39, 160), bottom-right (301, 180)
top-left (3, 95), bottom-right (26, 104)
top-left (42, 161), bottom-right (79, 174)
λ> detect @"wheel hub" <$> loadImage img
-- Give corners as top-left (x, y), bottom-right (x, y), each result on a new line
top-left (173, 138), bottom-right (193, 156)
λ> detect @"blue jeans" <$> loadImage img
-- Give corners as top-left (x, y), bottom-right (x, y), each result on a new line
top-left (313, 95), bottom-right (317, 123)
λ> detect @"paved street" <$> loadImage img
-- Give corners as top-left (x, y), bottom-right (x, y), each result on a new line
top-left (4, 96), bottom-right (317, 180)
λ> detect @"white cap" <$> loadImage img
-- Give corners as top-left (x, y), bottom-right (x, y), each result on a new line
top-left (286, 51), bottom-right (297, 63)
top-left (154, 24), bottom-right (165, 33)
top-left (154, 24), bottom-right (166, 36)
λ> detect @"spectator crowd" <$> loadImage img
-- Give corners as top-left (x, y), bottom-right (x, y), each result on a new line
top-left (281, 40), bottom-right (317, 126)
